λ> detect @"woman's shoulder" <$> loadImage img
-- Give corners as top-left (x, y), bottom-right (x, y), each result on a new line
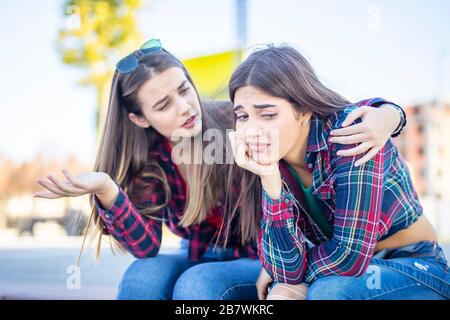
top-left (323, 104), bottom-right (360, 131)
top-left (328, 97), bottom-right (402, 130)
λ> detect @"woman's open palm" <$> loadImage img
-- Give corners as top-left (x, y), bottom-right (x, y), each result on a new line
top-left (34, 169), bottom-right (109, 199)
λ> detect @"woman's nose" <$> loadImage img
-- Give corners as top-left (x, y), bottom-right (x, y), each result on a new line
top-left (242, 127), bottom-right (265, 141)
top-left (177, 99), bottom-right (192, 116)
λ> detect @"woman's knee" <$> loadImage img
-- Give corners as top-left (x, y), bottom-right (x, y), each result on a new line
top-left (172, 263), bottom-right (221, 300)
top-left (306, 276), bottom-right (355, 300)
top-left (173, 259), bottom-right (260, 300)
top-left (117, 254), bottom-right (193, 300)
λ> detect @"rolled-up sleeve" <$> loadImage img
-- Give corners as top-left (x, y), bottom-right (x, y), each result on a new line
top-left (94, 183), bottom-right (163, 259)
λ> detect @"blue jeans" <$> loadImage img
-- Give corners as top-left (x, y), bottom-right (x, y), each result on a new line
top-left (117, 239), bottom-right (261, 300)
top-left (306, 241), bottom-right (450, 300)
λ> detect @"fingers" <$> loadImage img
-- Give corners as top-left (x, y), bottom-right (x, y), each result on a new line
top-left (228, 131), bottom-right (249, 167)
top-left (228, 131), bottom-right (279, 176)
top-left (341, 107), bottom-right (367, 127)
top-left (330, 123), bottom-right (366, 137)
top-left (33, 191), bottom-right (64, 199)
top-left (236, 139), bottom-right (250, 165)
top-left (36, 177), bottom-right (67, 196)
top-left (336, 142), bottom-right (372, 157)
top-left (61, 169), bottom-right (89, 190)
top-left (47, 174), bottom-right (84, 195)
top-left (256, 268), bottom-right (272, 300)
top-left (257, 282), bottom-right (269, 300)
top-left (329, 133), bottom-right (367, 145)
top-left (257, 286), bottom-right (264, 300)
top-left (355, 146), bottom-right (381, 167)
top-left (336, 143), bottom-right (380, 167)
top-left (228, 131), bottom-right (238, 157)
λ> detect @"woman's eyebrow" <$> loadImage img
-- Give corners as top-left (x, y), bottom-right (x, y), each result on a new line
top-left (177, 80), bottom-right (188, 90)
top-left (254, 104), bottom-right (277, 109)
top-left (233, 104), bottom-right (277, 112)
top-left (151, 81), bottom-right (189, 109)
top-left (152, 96), bottom-right (168, 109)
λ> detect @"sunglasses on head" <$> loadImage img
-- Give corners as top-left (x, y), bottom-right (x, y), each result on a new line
top-left (115, 39), bottom-right (163, 74)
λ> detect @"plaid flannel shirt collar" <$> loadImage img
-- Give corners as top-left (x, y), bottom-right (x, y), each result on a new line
top-left (305, 114), bottom-right (333, 154)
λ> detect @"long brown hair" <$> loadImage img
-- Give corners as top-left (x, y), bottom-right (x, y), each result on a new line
top-left (179, 99), bottom-right (236, 228)
top-left (79, 49), bottom-right (233, 262)
top-left (226, 44), bottom-right (351, 245)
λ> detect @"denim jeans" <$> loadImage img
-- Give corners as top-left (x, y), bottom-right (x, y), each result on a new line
top-left (306, 241), bottom-right (450, 300)
top-left (117, 239), bottom-right (261, 300)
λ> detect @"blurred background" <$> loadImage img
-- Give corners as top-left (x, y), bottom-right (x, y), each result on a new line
top-left (0, 0), bottom-right (449, 299)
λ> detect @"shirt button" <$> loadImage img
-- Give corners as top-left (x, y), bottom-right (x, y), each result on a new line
top-left (105, 213), bottom-right (112, 219)
top-left (308, 163), bottom-right (313, 169)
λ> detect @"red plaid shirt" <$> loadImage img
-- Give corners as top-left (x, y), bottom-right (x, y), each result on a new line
top-left (95, 134), bottom-right (257, 260)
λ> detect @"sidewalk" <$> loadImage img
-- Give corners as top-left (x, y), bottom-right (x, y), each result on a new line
top-left (0, 232), bottom-right (181, 300)
top-left (0, 247), bottom-right (169, 299)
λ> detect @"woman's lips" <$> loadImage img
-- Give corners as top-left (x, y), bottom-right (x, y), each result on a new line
top-left (181, 115), bottom-right (197, 128)
top-left (247, 142), bottom-right (271, 152)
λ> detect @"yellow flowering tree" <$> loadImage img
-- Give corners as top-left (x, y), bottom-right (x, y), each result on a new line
top-left (57, 0), bottom-right (143, 135)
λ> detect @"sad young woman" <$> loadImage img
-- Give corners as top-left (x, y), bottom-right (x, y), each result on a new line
top-left (227, 45), bottom-right (449, 300)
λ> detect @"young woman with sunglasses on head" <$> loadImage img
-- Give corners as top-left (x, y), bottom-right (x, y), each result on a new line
top-left (34, 40), bottom-right (409, 300)
top-left (227, 44), bottom-right (449, 300)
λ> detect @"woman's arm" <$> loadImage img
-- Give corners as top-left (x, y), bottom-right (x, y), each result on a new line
top-left (228, 131), bottom-right (309, 285)
top-left (34, 170), bottom-right (164, 258)
top-left (94, 175), bottom-right (120, 209)
top-left (259, 184), bottom-right (308, 285)
top-left (93, 182), bottom-right (164, 258)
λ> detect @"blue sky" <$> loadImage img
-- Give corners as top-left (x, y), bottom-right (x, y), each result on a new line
top-left (0, 0), bottom-right (449, 165)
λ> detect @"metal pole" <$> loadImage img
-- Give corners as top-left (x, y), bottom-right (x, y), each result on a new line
top-left (236, 0), bottom-right (247, 63)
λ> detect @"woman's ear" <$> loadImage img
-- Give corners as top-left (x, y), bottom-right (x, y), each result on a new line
top-left (128, 113), bottom-right (151, 128)
top-left (298, 112), bottom-right (312, 126)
